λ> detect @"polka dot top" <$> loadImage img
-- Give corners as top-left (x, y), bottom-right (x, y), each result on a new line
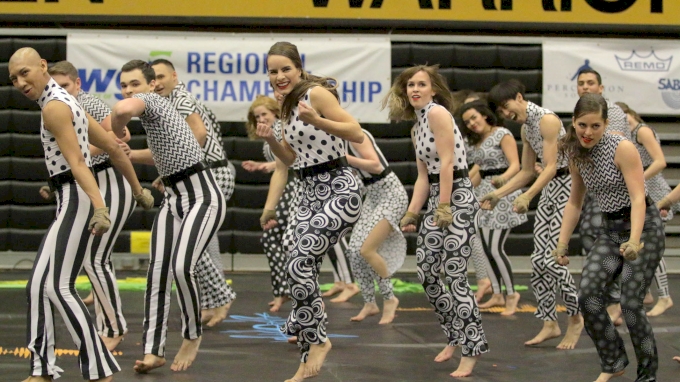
top-left (412, 101), bottom-right (467, 174)
top-left (468, 127), bottom-right (513, 172)
top-left (576, 133), bottom-right (643, 212)
top-left (285, 88), bottom-right (345, 169)
top-left (76, 90), bottom-right (111, 167)
top-left (37, 78), bottom-right (91, 177)
top-left (132, 92), bottom-right (204, 177)
top-left (523, 101), bottom-right (569, 169)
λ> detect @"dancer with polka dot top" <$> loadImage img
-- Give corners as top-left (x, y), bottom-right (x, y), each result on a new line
top-left (555, 94), bottom-right (662, 382)
top-left (258, 42), bottom-right (364, 382)
top-left (111, 60), bottom-right (226, 374)
top-left (10, 48), bottom-right (152, 382)
top-left (385, 65), bottom-right (488, 378)
top-left (482, 79), bottom-right (583, 350)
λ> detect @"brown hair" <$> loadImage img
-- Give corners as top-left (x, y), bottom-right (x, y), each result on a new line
top-left (382, 65), bottom-right (455, 121)
top-left (48, 60), bottom-right (78, 81)
top-left (246, 95), bottom-right (280, 140)
top-left (559, 93), bottom-right (608, 167)
top-left (267, 42), bottom-right (339, 122)
top-left (615, 101), bottom-right (644, 124)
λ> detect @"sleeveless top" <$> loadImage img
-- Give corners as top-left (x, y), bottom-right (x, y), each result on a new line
top-left (168, 82), bottom-right (228, 164)
top-left (631, 123), bottom-right (657, 168)
top-left (37, 78), bottom-right (91, 176)
top-left (605, 100), bottom-right (631, 140)
top-left (524, 101), bottom-right (568, 169)
top-left (468, 127), bottom-right (513, 171)
top-left (346, 129), bottom-right (389, 181)
top-left (412, 101), bottom-right (467, 174)
top-left (576, 134), bottom-right (641, 213)
top-left (284, 88), bottom-right (346, 169)
top-left (132, 92), bottom-right (203, 177)
top-left (76, 90), bottom-right (111, 167)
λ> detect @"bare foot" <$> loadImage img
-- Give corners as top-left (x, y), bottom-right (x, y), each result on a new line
top-left (171, 337), bottom-right (202, 372)
top-left (525, 321), bottom-right (561, 346)
top-left (207, 301), bottom-right (232, 327)
top-left (82, 291), bottom-right (94, 306)
top-left (557, 314), bottom-right (584, 350)
top-left (201, 308), bottom-right (214, 324)
top-left (304, 340), bottom-right (332, 378)
top-left (594, 370), bottom-right (624, 381)
top-left (268, 299), bottom-right (276, 307)
top-left (478, 293), bottom-right (505, 309)
top-left (22, 377), bottom-right (53, 382)
top-left (474, 278), bottom-right (491, 302)
top-left (673, 356), bottom-right (680, 363)
top-left (501, 293), bottom-right (520, 316)
top-left (287, 336), bottom-right (297, 344)
top-left (434, 345), bottom-right (455, 362)
top-left (350, 302), bottom-right (380, 322)
top-left (101, 334), bottom-right (124, 351)
top-left (330, 283), bottom-right (359, 303)
top-left (134, 354), bottom-right (166, 373)
top-left (647, 296), bottom-right (673, 317)
top-left (644, 291), bottom-right (654, 305)
top-left (321, 282), bottom-right (345, 297)
top-left (379, 297), bottom-right (399, 324)
top-left (285, 363), bottom-right (306, 382)
top-left (450, 355), bottom-right (480, 378)
top-left (270, 296), bottom-right (290, 313)
top-left (607, 304), bottom-right (623, 326)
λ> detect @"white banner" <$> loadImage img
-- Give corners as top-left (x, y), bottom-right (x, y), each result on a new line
top-left (67, 32), bottom-right (391, 122)
top-left (543, 38), bottom-right (680, 115)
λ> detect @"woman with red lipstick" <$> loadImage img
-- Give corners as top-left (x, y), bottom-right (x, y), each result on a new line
top-left (258, 41), bottom-right (364, 382)
top-left (384, 65), bottom-right (488, 378)
top-left (460, 101), bottom-right (526, 316)
top-left (556, 93), bottom-right (662, 382)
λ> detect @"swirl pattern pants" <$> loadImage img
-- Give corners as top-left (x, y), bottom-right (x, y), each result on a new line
top-left (416, 179), bottom-right (488, 357)
top-left (281, 167), bottom-right (362, 362)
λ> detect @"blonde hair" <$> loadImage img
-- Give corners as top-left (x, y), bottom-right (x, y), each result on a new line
top-left (382, 65), bottom-right (455, 121)
top-left (246, 95), bottom-right (280, 140)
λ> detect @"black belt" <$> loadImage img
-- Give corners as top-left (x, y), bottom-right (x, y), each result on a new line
top-left (555, 167), bottom-right (569, 177)
top-left (92, 159), bottom-right (113, 174)
top-left (479, 167), bottom-right (507, 178)
top-left (162, 160), bottom-right (210, 187)
top-left (604, 196), bottom-right (654, 221)
top-left (208, 158), bottom-right (230, 169)
top-left (47, 168), bottom-right (93, 192)
top-left (363, 167), bottom-right (393, 186)
top-left (298, 156), bottom-right (348, 179)
top-left (428, 169), bottom-right (469, 184)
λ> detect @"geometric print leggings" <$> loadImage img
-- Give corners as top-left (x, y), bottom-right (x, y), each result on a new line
top-left (578, 205), bottom-right (663, 381)
top-left (280, 167), bottom-right (362, 362)
top-left (531, 174), bottom-right (580, 321)
top-left (416, 179), bottom-right (488, 357)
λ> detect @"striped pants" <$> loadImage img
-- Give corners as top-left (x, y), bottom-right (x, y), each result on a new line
top-left (83, 166), bottom-right (135, 338)
top-left (478, 227), bottom-right (515, 295)
top-left (27, 181), bottom-right (120, 380)
top-left (142, 169), bottom-right (226, 357)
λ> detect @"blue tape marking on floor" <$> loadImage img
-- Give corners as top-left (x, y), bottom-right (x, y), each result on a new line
top-left (221, 313), bottom-right (358, 341)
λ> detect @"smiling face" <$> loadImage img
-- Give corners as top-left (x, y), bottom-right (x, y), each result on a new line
top-left (8, 49), bottom-right (49, 101)
top-left (151, 63), bottom-right (177, 97)
top-left (462, 108), bottom-right (491, 136)
top-left (577, 72), bottom-right (604, 97)
top-left (406, 70), bottom-right (435, 109)
top-left (496, 94), bottom-right (527, 123)
top-left (120, 69), bottom-right (155, 99)
top-left (50, 74), bottom-right (81, 98)
top-left (253, 105), bottom-right (276, 128)
top-left (573, 111), bottom-right (607, 149)
top-left (267, 55), bottom-right (302, 96)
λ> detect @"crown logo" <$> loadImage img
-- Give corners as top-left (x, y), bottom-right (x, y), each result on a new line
top-left (615, 50), bottom-right (672, 72)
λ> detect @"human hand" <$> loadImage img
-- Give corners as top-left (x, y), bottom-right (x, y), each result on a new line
top-left (620, 241), bottom-right (644, 261)
top-left (512, 193), bottom-right (532, 214)
top-left (400, 211), bottom-right (419, 233)
top-left (479, 192), bottom-right (499, 210)
top-left (298, 101), bottom-right (320, 125)
top-left (39, 185), bottom-right (55, 201)
top-left (490, 176), bottom-right (506, 189)
top-left (89, 207), bottom-right (111, 235)
top-left (433, 202), bottom-right (452, 229)
top-left (134, 188), bottom-right (155, 210)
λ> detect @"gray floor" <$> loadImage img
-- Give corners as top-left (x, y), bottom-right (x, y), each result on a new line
top-left (1, 272), bottom-right (680, 381)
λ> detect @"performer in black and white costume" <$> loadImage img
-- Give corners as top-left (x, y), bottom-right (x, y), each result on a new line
top-left (258, 42), bottom-right (363, 382)
top-left (555, 94), bottom-right (662, 382)
top-left (482, 79), bottom-right (583, 349)
top-left (460, 101), bottom-right (527, 316)
top-left (151, 59), bottom-right (235, 327)
top-left (111, 60), bottom-right (226, 374)
top-left (386, 65), bottom-right (488, 378)
top-left (617, 101), bottom-right (676, 318)
top-left (345, 129), bottom-right (408, 324)
top-left (10, 48), bottom-right (152, 382)
top-left (47, 61), bottom-right (135, 351)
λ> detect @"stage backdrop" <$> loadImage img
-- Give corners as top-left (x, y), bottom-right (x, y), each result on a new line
top-left (67, 32), bottom-right (391, 122)
top-left (543, 38), bottom-right (680, 115)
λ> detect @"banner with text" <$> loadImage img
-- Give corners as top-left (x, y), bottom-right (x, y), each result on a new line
top-left (543, 39), bottom-right (680, 115)
top-left (67, 32), bottom-right (391, 122)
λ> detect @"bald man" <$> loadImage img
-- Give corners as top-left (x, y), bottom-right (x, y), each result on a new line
top-left (9, 48), bottom-right (152, 382)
